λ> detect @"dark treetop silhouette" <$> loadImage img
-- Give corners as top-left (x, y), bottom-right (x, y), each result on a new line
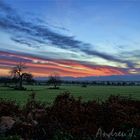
top-left (10, 62), bottom-right (33, 90)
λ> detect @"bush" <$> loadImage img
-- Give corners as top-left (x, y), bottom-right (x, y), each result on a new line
top-left (0, 92), bottom-right (140, 139)
top-left (0, 99), bottom-right (21, 117)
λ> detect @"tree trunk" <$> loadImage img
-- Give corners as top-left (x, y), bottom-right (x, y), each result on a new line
top-left (19, 75), bottom-right (23, 89)
top-left (54, 84), bottom-right (57, 89)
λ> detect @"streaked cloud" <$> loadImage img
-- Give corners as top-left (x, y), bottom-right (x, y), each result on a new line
top-left (0, 0), bottom-right (139, 77)
top-left (0, 51), bottom-right (128, 77)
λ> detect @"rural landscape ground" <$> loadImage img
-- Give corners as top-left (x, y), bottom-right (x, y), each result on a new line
top-left (0, 85), bottom-right (140, 105)
top-left (0, 84), bottom-right (140, 140)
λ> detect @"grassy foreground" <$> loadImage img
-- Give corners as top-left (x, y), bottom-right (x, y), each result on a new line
top-left (0, 85), bottom-right (140, 105)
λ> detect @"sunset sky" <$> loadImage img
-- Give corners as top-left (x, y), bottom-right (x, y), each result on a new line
top-left (0, 0), bottom-right (140, 77)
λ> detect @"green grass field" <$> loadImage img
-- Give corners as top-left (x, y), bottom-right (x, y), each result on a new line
top-left (0, 85), bottom-right (140, 105)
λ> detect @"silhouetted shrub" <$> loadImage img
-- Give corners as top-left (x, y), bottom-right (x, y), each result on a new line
top-left (0, 99), bottom-right (21, 117)
top-left (0, 93), bottom-right (140, 139)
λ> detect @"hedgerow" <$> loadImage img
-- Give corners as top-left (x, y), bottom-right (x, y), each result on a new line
top-left (0, 92), bottom-right (140, 140)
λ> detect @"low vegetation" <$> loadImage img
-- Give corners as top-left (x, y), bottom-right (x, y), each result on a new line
top-left (0, 92), bottom-right (140, 140)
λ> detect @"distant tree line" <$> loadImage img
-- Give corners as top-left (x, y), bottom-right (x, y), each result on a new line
top-left (0, 76), bottom-right (35, 86)
top-left (34, 80), bottom-right (140, 86)
top-left (0, 77), bottom-right (12, 86)
top-left (1, 76), bottom-right (140, 88)
top-left (62, 80), bottom-right (140, 86)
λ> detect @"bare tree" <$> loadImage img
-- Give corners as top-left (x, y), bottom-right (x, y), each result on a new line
top-left (47, 73), bottom-right (61, 89)
top-left (10, 62), bottom-right (33, 89)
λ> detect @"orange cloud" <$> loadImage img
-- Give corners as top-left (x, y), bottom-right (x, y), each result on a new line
top-left (0, 51), bottom-right (126, 77)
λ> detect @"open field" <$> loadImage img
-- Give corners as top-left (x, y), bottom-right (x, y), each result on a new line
top-left (0, 85), bottom-right (140, 139)
top-left (0, 85), bottom-right (140, 105)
